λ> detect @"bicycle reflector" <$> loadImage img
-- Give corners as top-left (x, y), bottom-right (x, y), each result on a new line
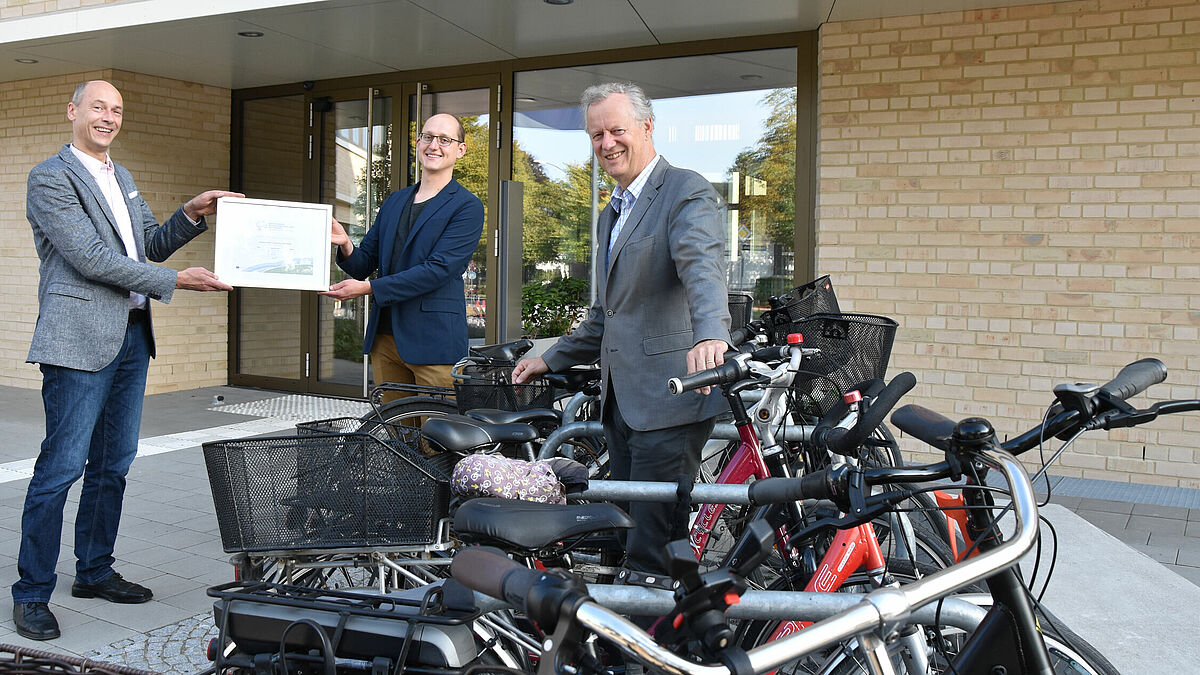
top-left (843, 390), bottom-right (863, 405)
top-left (787, 333), bottom-right (803, 344)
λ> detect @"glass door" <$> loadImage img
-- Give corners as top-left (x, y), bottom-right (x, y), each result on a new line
top-left (312, 89), bottom-right (397, 396)
top-left (232, 94), bottom-right (308, 387)
top-left (406, 79), bottom-right (498, 348)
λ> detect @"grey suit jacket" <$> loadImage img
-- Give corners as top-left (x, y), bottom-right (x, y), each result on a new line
top-left (542, 157), bottom-right (731, 431)
top-left (26, 145), bottom-right (207, 372)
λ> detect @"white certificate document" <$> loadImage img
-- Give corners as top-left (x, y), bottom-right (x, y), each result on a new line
top-left (215, 197), bottom-right (332, 291)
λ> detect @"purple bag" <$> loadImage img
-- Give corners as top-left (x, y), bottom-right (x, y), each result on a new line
top-left (452, 454), bottom-right (567, 504)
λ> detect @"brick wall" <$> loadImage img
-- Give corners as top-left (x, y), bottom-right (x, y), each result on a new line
top-left (0, 70), bottom-right (231, 394)
top-left (818, 0), bottom-right (1200, 487)
top-left (0, 0), bottom-right (124, 19)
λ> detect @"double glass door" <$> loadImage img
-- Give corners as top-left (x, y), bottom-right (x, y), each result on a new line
top-left (232, 78), bottom-right (498, 397)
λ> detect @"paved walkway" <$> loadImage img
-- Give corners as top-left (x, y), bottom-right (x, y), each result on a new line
top-left (0, 383), bottom-right (1194, 673)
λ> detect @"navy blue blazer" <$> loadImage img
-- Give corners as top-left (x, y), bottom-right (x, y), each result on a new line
top-left (338, 178), bottom-right (484, 365)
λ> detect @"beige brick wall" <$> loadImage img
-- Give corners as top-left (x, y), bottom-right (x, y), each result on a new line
top-left (0, 69), bottom-right (231, 394)
top-left (0, 0), bottom-right (124, 19)
top-left (818, 0), bottom-right (1200, 487)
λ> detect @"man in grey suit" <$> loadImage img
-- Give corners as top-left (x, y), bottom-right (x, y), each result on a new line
top-left (13, 79), bottom-right (240, 640)
top-left (513, 82), bottom-right (731, 575)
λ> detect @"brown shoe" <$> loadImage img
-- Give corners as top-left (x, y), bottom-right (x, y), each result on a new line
top-left (13, 602), bottom-right (60, 640)
top-left (71, 572), bottom-right (153, 604)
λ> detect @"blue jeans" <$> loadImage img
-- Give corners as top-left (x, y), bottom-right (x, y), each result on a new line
top-left (13, 321), bottom-right (150, 604)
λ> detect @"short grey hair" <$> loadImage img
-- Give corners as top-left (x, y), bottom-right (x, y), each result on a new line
top-left (580, 82), bottom-right (654, 123)
top-left (71, 81), bottom-right (92, 106)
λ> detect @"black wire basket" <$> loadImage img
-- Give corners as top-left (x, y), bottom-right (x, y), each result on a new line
top-left (728, 292), bottom-right (755, 331)
top-left (788, 313), bottom-right (899, 418)
top-left (767, 275), bottom-right (841, 346)
top-left (297, 416), bottom-right (457, 477)
top-left (204, 433), bottom-right (450, 553)
top-left (452, 363), bottom-right (554, 413)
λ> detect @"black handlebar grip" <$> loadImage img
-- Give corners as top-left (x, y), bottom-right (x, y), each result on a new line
top-left (1099, 358), bottom-right (1167, 402)
top-left (825, 371), bottom-right (917, 456)
top-left (451, 546), bottom-right (538, 607)
top-left (667, 357), bottom-right (750, 395)
top-left (747, 471), bottom-right (835, 504)
top-left (749, 345), bottom-right (789, 363)
top-left (890, 404), bottom-right (956, 451)
top-left (730, 324), bottom-right (755, 347)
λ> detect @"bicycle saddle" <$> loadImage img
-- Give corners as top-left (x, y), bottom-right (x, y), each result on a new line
top-left (469, 339), bottom-right (534, 363)
top-left (453, 498), bottom-right (634, 550)
top-left (465, 407), bottom-right (562, 426)
top-left (422, 415), bottom-right (539, 453)
top-left (542, 366), bottom-right (601, 394)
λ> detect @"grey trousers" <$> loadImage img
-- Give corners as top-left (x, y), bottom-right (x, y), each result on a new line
top-left (603, 389), bottom-right (716, 574)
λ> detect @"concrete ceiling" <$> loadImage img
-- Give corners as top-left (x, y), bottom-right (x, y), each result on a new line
top-left (1, 0), bottom-right (1072, 90)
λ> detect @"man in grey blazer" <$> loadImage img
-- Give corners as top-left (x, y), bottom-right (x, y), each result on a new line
top-left (513, 83), bottom-right (731, 575)
top-left (13, 80), bottom-right (240, 640)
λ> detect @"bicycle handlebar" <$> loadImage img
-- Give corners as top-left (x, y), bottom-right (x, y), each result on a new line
top-left (892, 357), bottom-right (1174, 456)
top-left (1098, 357), bottom-right (1167, 401)
top-left (667, 354), bottom-right (752, 395)
top-left (454, 446), bottom-right (1042, 675)
top-left (812, 372), bottom-right (916, 456)
top-left (450, 546), bottom-right (537, 608)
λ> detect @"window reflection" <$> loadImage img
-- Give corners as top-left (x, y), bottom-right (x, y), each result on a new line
top-left (514, 48), bottom-right (798, 336)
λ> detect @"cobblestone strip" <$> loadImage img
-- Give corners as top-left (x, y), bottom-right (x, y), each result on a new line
top-left (85, 613), bottom-right (218, 674)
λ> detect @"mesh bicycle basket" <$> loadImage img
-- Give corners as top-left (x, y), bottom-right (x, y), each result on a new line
top-left (788, 313), bottom-right (898, 418)
top-left (296, 416), bottom-right (457, 477)
top-left (203, 432), bottom-right (449, 553)
top-left (767, 275), bottom-right (841, 346)
top-left (451, 363), bottom-right (553, 413)
top-left (727, 292), bottom-right (754, 331)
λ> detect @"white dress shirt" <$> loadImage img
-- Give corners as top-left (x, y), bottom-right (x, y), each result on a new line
top-left (69, 144), bottom-right (147, 311)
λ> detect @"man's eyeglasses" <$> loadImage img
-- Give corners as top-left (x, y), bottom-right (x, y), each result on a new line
top-left (417, 133), bottom-right (463, 147)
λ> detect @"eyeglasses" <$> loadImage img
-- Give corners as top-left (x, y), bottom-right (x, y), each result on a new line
top-left (417, 132), bottom-right (463, 147)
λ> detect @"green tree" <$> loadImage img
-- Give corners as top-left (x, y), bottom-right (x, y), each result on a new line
top-left (731, 88), bottom-right (796, 250)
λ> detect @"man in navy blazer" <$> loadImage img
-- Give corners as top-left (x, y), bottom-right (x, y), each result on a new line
top-left (324, 113), bottom-right (484, 400)
top-left (15, 80), bottom-right (239, 640)
top-left (513, 83), bottom-right (731, 576)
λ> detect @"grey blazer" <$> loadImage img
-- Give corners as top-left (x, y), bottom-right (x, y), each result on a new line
top-left (543, 157), bottom-right (731, 431)
top-left (26, 145), bottom-right (206, 372)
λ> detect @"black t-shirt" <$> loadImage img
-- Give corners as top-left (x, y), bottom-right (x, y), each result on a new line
top-left (376, 197), bottom-right (428, 335)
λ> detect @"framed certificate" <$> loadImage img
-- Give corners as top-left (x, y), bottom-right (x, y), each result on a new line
top-left (214, 197), bottom-right (332, 291)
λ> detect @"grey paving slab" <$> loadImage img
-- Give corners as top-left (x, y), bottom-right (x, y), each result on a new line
top-left (1074, 508), bottom-right (1130, 531)
top-left (1126, 514), bottom-right (1187, 536)
top-left (1075, 497), bottom-right (1135, 514)
top-left (1130, 502), bottom-right (1190, 520)
top-left (1169, 564), bottom-right (1200, 586)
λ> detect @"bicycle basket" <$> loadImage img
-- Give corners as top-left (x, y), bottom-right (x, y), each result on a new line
top-left (203, 433), bottom-right (450, 553)
top-left (727, 292), bottom-right (754, 330)
top-left (451, 363), bottom-right (553, 413)
top-left (767, 275), bottom-right (841, 345)
top-left (788, 313), bottom-right (898, 418)
top-left (297, 416), bottom-right (458, 477)
top-left (0, 645), bottom-right (158, 675)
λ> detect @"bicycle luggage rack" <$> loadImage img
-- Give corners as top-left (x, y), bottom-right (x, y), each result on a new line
top-left (0, 645), bottom-right (158, 675)
top-left (203, 432), bottom-right (451, 554)
top-left (207, 580), bottom-right (482, 674)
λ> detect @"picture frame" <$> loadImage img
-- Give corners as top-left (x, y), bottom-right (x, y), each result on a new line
top-left (214, 197), bottom-right (332, 292)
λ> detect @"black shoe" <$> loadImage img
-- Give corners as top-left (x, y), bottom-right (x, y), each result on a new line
top-left (13, 602), bottom-right (60, 640)
top-left (71, 572), bottom-right (153, 604)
